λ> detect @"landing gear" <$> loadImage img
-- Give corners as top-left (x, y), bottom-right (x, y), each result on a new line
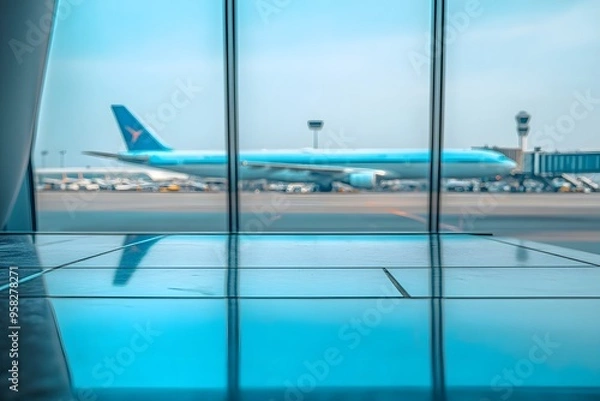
top-left (316, 182), bottom-right (333, 192)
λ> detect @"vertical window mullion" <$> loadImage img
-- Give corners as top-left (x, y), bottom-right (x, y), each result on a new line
top-left (224, 0), bottom-right (240, 233)
top-left (428, 0), bottom-right (446, 233)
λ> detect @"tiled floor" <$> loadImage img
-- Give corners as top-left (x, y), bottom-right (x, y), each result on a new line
top-left (1, 234), bottom-right (599, 400)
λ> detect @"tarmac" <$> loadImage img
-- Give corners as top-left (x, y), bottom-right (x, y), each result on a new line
top-left (36, 191), bottom-right (600, 254)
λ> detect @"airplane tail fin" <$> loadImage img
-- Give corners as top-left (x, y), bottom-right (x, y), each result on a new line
top-left (111, 105), bottom-right (172, 152)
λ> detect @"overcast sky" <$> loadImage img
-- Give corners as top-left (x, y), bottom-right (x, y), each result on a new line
top-left (33, 0), bottom-right (600, 167)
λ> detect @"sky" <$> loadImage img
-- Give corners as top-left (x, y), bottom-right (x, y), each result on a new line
top-left (33, 0), bottom-right (600, 168)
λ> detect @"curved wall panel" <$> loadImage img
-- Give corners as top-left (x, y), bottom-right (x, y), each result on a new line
top-left (0, 0), bottom-right (54, 229)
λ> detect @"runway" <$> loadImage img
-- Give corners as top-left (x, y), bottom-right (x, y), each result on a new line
top-left (36, 191), bottom-right (600, 254)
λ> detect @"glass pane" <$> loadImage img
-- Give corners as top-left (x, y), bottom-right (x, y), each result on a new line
top-left (237, 0), bottom-right (432, 232)
top-left (442, 0), bottom-right (600, 255)
top-left (33, 0), bottom-right (227, 232)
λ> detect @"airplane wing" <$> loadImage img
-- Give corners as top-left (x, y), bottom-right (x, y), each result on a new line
top-left (83, 151), bottom-right (119, 159)
top-left (83, 151), bottom-right (150, 163)
top-left (240, 160), bottom-right (388, 177)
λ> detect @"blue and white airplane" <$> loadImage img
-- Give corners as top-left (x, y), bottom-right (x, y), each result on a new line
top-left (84, 105), bottom-right (517, 191)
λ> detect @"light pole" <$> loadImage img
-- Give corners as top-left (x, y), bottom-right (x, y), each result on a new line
top-left (307, 120), bottom-right (324, 149)
top-left (59, 150), bottom-right (67, 168)
top-left (41, 150), bottom-right (48, 168)
top-left (515, 111), bottom-right (531, 171)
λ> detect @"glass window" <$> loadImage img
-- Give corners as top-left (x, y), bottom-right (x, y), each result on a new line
top-left (442, 0), bottom-right (600, 255)
top-left (33, 0), bottom-right (227, 232)
top-left (237, 0), bottom-right (432, 232)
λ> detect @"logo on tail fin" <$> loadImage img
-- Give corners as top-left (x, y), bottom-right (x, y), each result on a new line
top-left (126, 126), bottom-right (143, 144)
top-left (111, 105), bottom-right (172, 152)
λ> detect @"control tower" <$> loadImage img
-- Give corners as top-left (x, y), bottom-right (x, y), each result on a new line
top-left (515, 111), bottom-right (531, 170)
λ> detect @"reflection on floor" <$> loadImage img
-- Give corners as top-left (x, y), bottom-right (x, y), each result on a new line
top-left (1, 234), bottom-right (599, 401)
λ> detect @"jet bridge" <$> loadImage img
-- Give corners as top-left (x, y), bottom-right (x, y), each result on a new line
top-left (518, 151), bottom-right (600, 191)
top-left (525, 151), bottom-right (600, 175)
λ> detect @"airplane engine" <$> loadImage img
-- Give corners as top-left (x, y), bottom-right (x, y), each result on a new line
top-left (346, 172), bottom-right (377, 189)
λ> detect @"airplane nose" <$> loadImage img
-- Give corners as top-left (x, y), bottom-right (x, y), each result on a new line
top-left (506, 160), bottom-right (518, 171)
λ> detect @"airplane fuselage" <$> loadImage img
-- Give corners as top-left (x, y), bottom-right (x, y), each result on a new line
top-left (115, 148), bottom-right (517, 185)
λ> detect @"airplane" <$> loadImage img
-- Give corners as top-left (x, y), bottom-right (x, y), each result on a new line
top-left (83, 105), bottom-right (518, 191)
